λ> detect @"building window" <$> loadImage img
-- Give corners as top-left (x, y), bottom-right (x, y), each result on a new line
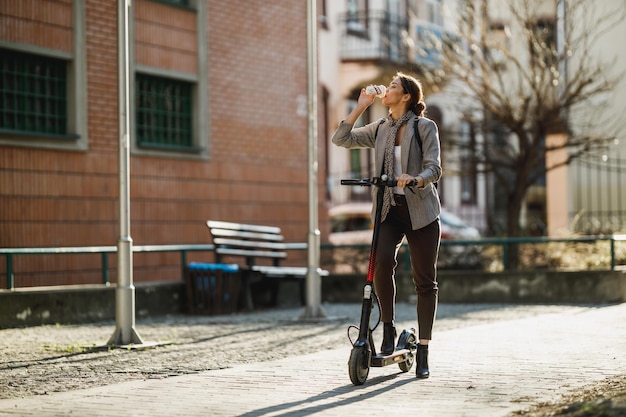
top-left (151, 0), bottom-right (191, 7)
top-left (460, 121), bottom-right (477, 205)
top-left (346, 96), bottom-right (372, 200)
top-left (0, 49), bottom-right (70, 137)
top-left (487, 22), bottom-right (510, 69)
top-left (0, 1), bottom-right (88, 151)
top-left (530, 18), bottom-right (556, 66)
top-left (427, 0), bottom-right (443, 26)
top-left (350, 148), bottom-right (362, 176)
top-left (136, 74), bottom-right (193, 149)
top-left (346, 0), bottom-right (368, 33)
top-left (320, 0), bottom-right (328, 29)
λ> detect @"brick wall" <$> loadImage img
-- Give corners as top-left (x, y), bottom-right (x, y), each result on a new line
top-left (134, 1), bottom-right (197, 72)
top-left (0, 0), bottom-right (328, 288)
top-left (0, 0), bottom-right (73, 52)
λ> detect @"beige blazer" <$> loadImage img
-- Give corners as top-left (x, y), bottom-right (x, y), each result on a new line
top-left (332, 114), bottom-right (442, 230)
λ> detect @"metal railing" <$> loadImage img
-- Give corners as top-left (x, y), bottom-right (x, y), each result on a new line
top-left (323, 235), bottom-right (626, 274)
top-left (339, 10), bottom-right (409, 63)
top-left (1, 244), bottom-right (211, 290)
top-left (434, 234), bottom-right (626, 271)
top-left (1, 236), bottom-right (624, 290)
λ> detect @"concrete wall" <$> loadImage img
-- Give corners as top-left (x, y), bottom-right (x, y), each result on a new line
top-left (322, 270), bottom-right (626, 305)
top-left (2, 270), bottom-right (624, 328)
top-left (0, 282), bottom-right (183, 329)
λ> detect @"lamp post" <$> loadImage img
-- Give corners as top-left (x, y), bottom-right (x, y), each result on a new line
top-left (108, 0), bottom-right (143, 346)
top-left (299, 0), bottom-right (327, 320)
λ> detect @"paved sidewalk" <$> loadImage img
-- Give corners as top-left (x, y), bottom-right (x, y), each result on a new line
top-left (1, 303), bottom-right (625, 416)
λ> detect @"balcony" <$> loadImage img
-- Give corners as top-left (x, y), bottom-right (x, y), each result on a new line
top-left (339, 10), bottom-right (410, 64)
top-left (339, 11), bottom-right (456, 70)
top-left (413, 19), bottom-right (451, 68)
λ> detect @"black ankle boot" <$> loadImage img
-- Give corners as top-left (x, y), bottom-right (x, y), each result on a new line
top-left (380, 322), bottom-right (396, 355)
top-left (416, 344), bottom-right (430, 379)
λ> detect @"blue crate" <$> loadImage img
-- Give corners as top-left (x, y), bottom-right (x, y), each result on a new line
top-left (185, 263), bottom-right (241, 315)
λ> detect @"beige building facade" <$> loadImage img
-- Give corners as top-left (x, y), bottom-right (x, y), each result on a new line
top-left (321, 0), bottom-right (626, 237)
top-left (320, 0), bottom-right (488, 233)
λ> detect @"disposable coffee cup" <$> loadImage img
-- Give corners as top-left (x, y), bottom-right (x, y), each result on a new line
top-left (365, 85), bottom-right (386, 98)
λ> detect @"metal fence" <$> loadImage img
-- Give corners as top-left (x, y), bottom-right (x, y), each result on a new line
top-left (0, 244), bottom-right (214, 290)
top-left (2, 236), bottom-right (625, 290)
top-left (570, 154), bottom-right (626, 235)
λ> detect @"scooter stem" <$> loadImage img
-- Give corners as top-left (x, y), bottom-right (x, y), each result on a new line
top-left (366, 176), bottom-right (386, 284)
top-left (354, 284), bottom-right (373, 347)
top-left (355, 176), bottom-right (387, 348)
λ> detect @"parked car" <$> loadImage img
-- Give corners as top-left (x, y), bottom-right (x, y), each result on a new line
top-left (328, 203), bottom-right (373, 273)
top-left (328, 203), bottom-right (482, 271)
top-left (328, 203), bottom-right (373, 246)
top-left (439, 210), bottom-right (482, 268)
top-left (440, 210), bottom-right (481, 241)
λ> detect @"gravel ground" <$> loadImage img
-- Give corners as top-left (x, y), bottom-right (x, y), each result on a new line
top-left (512, 375), bottom-right (626, 417)
top-left (1, 302), bottom-right (625, 416)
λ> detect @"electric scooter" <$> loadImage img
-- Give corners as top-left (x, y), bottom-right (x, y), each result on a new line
top-left (341, 175), bottom-right (418, 386)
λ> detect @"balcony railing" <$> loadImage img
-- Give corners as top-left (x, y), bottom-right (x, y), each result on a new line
top-left (339, 11), bottom-right (457, 70)
top-left (339, 10), bottom-right (410, 63)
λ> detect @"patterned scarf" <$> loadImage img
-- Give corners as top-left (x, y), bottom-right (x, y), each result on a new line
top-left (381, 111), bottom-right (414, 222)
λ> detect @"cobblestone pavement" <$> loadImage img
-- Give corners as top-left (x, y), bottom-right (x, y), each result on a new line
top-left (1, 302), bottom-right (625, 416)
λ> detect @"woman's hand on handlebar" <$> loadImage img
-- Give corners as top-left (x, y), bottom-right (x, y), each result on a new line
top-left (397, 174), bottom-right (422, 188)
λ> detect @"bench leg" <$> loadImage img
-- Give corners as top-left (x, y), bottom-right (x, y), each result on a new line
top-left (267, 279), bottom-right (280, 307)
top-left (239, 272), bottom-right (254, 311)
top-left (299, 279), bottom-right (306, 306)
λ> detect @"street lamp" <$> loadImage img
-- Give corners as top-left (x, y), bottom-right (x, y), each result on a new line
top-left (108, 0), bottom-right (143, 346)
top-left (299, 0), bottom-right (327, 320)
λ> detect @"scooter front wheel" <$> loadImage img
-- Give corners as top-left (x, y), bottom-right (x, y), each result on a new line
top-left (397, 329), bottom-right (418, 373)
top-left (348, 346), bottom-right (371, 385)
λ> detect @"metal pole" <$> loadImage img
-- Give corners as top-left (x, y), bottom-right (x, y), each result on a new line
top-left (6, 254), bottom-right (13, 290)
top-left (108, 0), bottom-right (143, 346)
top-left (556, 0), bottom-right (568, 119)
top-left (101, 253), bottom-right (109, 285)
top-left (299, 0), bottom-right (326, 320)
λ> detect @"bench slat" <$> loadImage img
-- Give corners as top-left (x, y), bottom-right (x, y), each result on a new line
top-left (207, 220), bottom-right (328, 311)
top-left (207, 220), bottom-right (281, 235)
top-left (215, 247), bottom-right (287, 259)
top-left (210, 229), bottom-right (284, 242)
top-left (250, 266), bottom-right (330, 277)
top-left (212, 238), bottom-right (288, 251)
top-left (250, 266), bottom-right (307, 277)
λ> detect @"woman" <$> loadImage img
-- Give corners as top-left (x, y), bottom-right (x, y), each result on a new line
top-left (331, 72), bottom-right (442, 379)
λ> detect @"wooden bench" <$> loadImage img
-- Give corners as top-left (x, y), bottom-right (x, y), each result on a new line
top-left (207, 220), bottom-right (328, 310)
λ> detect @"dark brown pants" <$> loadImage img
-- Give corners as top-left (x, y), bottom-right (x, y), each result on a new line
top-left (374, 195), bottom-right (440, 340)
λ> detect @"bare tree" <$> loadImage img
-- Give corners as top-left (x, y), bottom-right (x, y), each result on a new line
top-left (427, 0), bottom-right (625, 244)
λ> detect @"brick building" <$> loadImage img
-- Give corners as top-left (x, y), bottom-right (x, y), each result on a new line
top-left (0, 0), bottom-right (327, 287)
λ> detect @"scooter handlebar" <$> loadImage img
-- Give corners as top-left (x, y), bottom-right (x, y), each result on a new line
top-left (340, 179), bottom-right (373, 186)
top-left (340, 176), bottom-right (417, 188)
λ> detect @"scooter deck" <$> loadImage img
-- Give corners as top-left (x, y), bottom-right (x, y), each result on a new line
top-left (371, 348), bottom-right (412, 367)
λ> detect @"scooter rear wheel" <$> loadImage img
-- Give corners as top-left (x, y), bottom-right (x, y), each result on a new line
top-left (348, 346), bottom-right (370, 385)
